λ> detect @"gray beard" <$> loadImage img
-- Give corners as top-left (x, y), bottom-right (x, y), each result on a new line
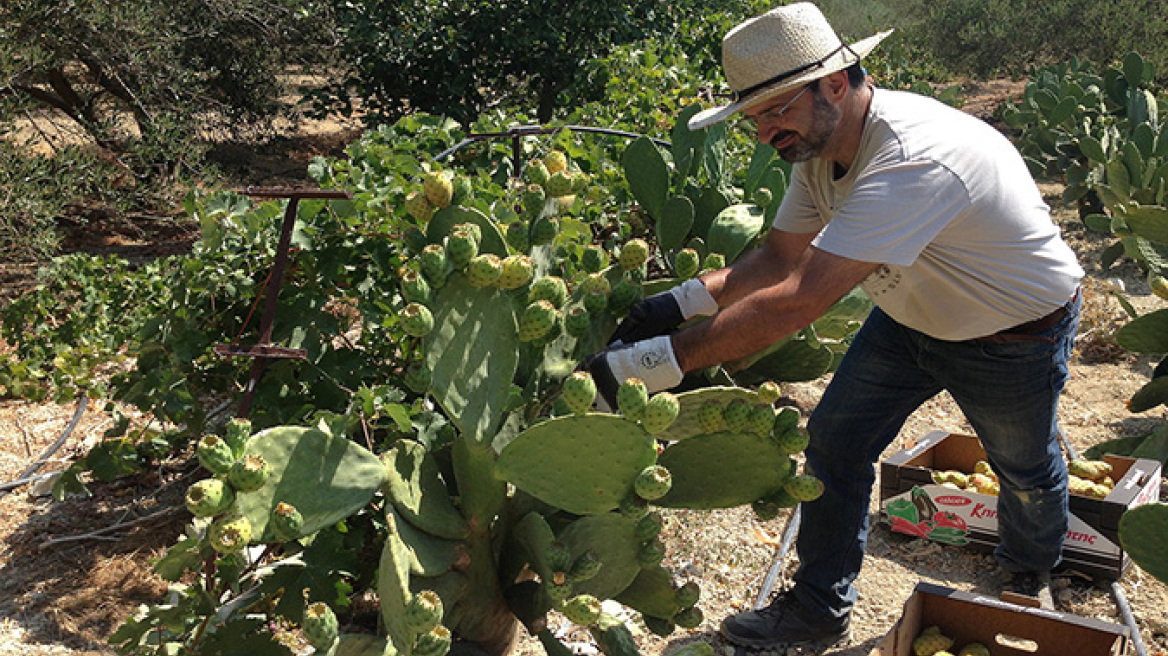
top-left (773, 91), bottom-right (841, 162)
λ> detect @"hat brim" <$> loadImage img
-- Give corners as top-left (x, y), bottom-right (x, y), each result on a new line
top-left (688, 29), bottom-right (894, 131)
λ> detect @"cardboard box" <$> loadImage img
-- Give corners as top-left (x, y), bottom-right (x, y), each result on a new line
top-left (879, 431), bottom-right (1162, 580)
top-left (870, 582), bottom-right (1129, 656)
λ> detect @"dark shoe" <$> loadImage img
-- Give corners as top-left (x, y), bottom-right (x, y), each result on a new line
top-left (1001, 570), bottom-right (1054, 610)
top-left (720, 592), bottom-right (850, 650)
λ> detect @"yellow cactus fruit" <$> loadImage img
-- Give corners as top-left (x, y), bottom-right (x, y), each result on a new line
top-left (973, 460), bottom-right (997, 480)
top-left (405, 190), bottom-right (435, 222)
top-left (957, 644), bottom-right (991, 656)
top-left (544, 150), bottom-right (568, 175)
top-left (912, 627), bottom-right (954, 656)
top-left (423, 171), bottom-right (454, 209)
top-left (1068, 475), bottom-right (1095, 497)
top-left (1068, 458), bottom-right (1112, 482)
top-left (1149, 273), bottom-right (1168, 301)
top-left (931, 470), bottom-right (969, 489)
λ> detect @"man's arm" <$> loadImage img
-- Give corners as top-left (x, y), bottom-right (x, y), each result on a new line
top-left (700, 227), bottom-right (818, 307)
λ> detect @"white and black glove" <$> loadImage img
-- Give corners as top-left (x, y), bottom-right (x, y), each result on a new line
top-left (609, 278), bottom-right (718, 345)
top-left (585, 335), bottom-right (684, 411)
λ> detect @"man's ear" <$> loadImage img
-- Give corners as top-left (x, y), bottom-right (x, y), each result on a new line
top-left (823, 70), bottom-right (850, 101)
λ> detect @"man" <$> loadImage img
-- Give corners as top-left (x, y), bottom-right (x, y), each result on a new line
top-left (587, 2), bottom-right (1083, 651)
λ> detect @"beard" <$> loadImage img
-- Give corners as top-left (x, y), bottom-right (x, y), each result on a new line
top-left (771, 90), bottom-right (842, 162)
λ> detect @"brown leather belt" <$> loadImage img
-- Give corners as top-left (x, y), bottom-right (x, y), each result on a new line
top-left (975, 287), bottom-right (1080, 344)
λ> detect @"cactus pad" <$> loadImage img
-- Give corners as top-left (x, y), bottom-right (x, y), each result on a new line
top-left (1119, 502), bottom-right (1168, 585)
top-left (655, 431), bottom-right (796, 509)
top-left (384, 441), bottom-right (468, 539)
top-left (654, 387), bottom-right (759, 442)
top-left (557, 514), bottom-right (642, 599)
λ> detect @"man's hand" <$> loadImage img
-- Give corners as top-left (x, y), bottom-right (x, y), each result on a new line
top-left (585, 336), bottom-right (684, 410)
top-left (610, 278), bottom-right (718, 345)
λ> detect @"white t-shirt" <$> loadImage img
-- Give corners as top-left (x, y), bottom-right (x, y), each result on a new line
top-left (773, 87), bottom-right (1084, 341)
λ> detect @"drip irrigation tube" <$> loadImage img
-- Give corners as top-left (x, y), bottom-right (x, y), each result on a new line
top-left (0, 394), bottom-right (87, 499)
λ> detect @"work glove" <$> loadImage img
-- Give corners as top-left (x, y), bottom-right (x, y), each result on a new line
top-left (585, 335), bottom-right (684, 411)
top-left (609, 278), bottom-right (719, 345)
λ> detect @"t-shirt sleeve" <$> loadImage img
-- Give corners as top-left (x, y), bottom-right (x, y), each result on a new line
top-left (772, 164), bottom-right (825, 233)
top-left (812, 160), bottom-right (970, 266)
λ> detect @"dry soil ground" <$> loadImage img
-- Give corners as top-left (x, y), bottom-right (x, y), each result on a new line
top-left (1, 80), bottom-right (1167, 656)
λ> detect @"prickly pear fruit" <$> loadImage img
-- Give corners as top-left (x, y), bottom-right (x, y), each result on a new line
top-left (404, 361), bottom-right (431, 394)
top-left (530, 216), bottom-right (560, 245)
top-left (1149, 273), bottom-right (1168, 301)
top-left (775, 428), bottom-right (811, 455)
top-left (635, 464), bottom-right (673, 501)
top-left (400, 302), bottom-right (435, 337)
top-left (414, 625), bottom-right (452, 656)
top-left (582, 245), bottom-right (609, 273)
top-left (423, 171), bottom-right (454, 209)
top-left (911, 627), bottom-right (953, 656)
top-left (209, 514), bottom-right (253, 554)
top-left (641, 392), bottom-right (680, 435)
top-left (583, 290), bottom-right (609, 315)
top-left (451, 175), bottom-right (473, 206)
top-left (703, 252), bottom-right (726, 271)
top-left (522, 184), bottom-right (547, 219)
top-left (564, 305), bottom-right (591, 338)
top-left (617, 378), bottom-right (649, 420)
top-left (635, 510), bottom-right (664, 542)
top-left (271, 501), bottom-right (304, 542)
top-left (722, 398), bottom-right (753, 433)
top-left (546, 171), bottom-right (574, 198)
top-left (757, 381), bottom-right (782, 405)
top-left (197, 434), bottom-right (236, 475)
top-left (547, 540), bottom-right (573, 575)
top-left (505, 220), bottom-right (531, 252)
top-left (223, 418), bottom-right (252, 456)
top-left (400, 268), bottom-right (432, 304)
top-left (580, 272), bottom-right (612, 297)
top-left (784, 474), bottom-right (825, 503)
top-left (1068, 458), bottom-right (1113, 482)
top-left (673, 248), bottom-right (700, 279)
top-left (544, 150), bottom-right (568, 175)
top-left (608, 279), bottom-right (642, 314)
top-left (497, 254), bottom-right (534, 290)
top-left (638, 538), bottom-right (666, 567)
top-left (518, 300), bottom-right (558, 342)
top-left (420, 243), bottom-right (450, 287)
top-left (752, 186), bottom-right (773, 207)
top-left (753, 487), bottom-right (799, 520)
top-left (973, 460), bottom-right (997, 479)
top-left (303, 601), bottom-right (339, 652)
top-left (561, 594), bottom-right (602, 626)
top-left (453, 222), bottom-right (482, 243)
top-left (525, 159), bottom-right (550, 186)
top-left (673, 605), bottom-right (703, 629)
top-left (568, 549), bottom-right (602, 582)
top-left (405, 190), bottom-right (435, 222)
top-left (697, 400), bottom-right (725, 433)
top-left (773, 406), bottom-right (800, 436)
top-left (186, 478), bottom-right (235, 517)
top-left (748, 404), bottom-right (776, 436)
top-left (957, 644), bottom-right (990, 656)
top-left (619, 238), bottom-right (650, 271)
top-left (675, 581), bottom-right (700, 608)
top-left (466, 253), bottom-right (503, 288)
top-left (545, 580), bottom-right (573, 604)
top-left (529, 275), bottom-right (569, 308)
top-left (561, 371), bottom-right (597, 415)
top-left (642, 614), bottom-right (675, 637)
top-left (406, 590), bottom-right (444, 633)
top-left (619, 493), bottom-right (650, 519)
top-left (227, 454), bottom-right (270, 493)
top-left (446, 228), bottom-right (478, 269)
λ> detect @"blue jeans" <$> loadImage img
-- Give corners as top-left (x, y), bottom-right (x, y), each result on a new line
top-left (792, 294), bottom-right (1080, 620)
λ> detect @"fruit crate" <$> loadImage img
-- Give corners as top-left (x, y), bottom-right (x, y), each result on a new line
top-left (869, 581), bottom-right (1130, 656)
top-left (878, 431), bottom-right (1162, 580)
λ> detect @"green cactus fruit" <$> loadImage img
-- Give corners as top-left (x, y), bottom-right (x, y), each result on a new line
top-left (674, 248), bottom-right (700, 279)
top-left (525, 159), bottom-right (551, 186)
top-left (617, 378), bottom-right (649, 420)
top-left (466, 253), bottom-right (503, 288)
top-left (580, 272), bottom-right (612, 297)
top-left (638, 538), bottom-right (666, 567)
top-left (641, 392), bottom-right (680, 435)
top-left (570, 171), bottom-right (589, 194)
top-left (497, 254), bottom-right (535, 290)
top-left (185, 478), bottom-right (235, 517)
top-left (561, 371), bottom-right (597, 415)
top-left (747, 404), bottom-right (777, 436)
top-left (446, 228), bottom-right (478, 269)
top-left (722, 398), bottom-right (753, 433)
top-left (505, 220), bottom-right (531, 253)
top-left (400, 302), bottom-right (435, 337)
top-left (619, 238), bottom-right (650, 271)
top-left (751, 496), bottom-right (782, 521)
top-left (583, 290), bottom-right (609, 315)
top-left (197, 434), bottom-right (236, 475)
top-left (400, 268), bottom-right (432, 304)
top-left (582, 245), bottom-right (609, 273)
top-left (619, 493), bottom-right (650, 519)
top-left (404, 361), bottom-right (432, 394)
top-left (547, 170), bottom-right (574, 198)
top-left (545, 580), bottom-right (573, 604)
top-left (420, 244), bottom-right (450, 287)
top-left (270, 501), bottom-right (304, 542)
top-left (635, 510), bottom-right (665, 542)
top-left (227, 453), bottom-right (270, 493)
top-left (522, 184), bottom-right (547, 219)
top-left (703, 252), bottom-right (726, 271)
top-left (752, 186), bottom-right (773, 207)
top-left (775, 428), bottom-right (810, 455)
top-left (675, 581), bottom-right (700, 608)
top-left (609, 279), bottom-right (643, 315)
top-left (223, 418), bottom-right (252, 456)
top-left (422, 171), bottom-right (454, 209)
top-left (544, 150), bottom-right (568, 175)
top-left (757, 380), bottom-right (782, 405)
top-left (773, 406), bottom-right (800, 435)
top-left (642, 614), bottom-right (675, 637)
top-left (453, 221), bottom-right (482, 243)
top-left (564, 305), bottom-right (591, 338)
top-left (635, 464), bottom-right (673, 501)
top-left (530, 216), bottom-right (560, 245)
top-left (697, 400), bottom-right (726, 433)
top-left (303, 601), bottom-right (339, 652)
top-left (672, 605), bottom-right (703, 629)
top-left (957, 644), bottom-right (991, 656)
top-left (529, 275), bottom-right (569, 308)
top-left (209, 514), bottom-right (253, 554)
top-left (561, 594), bottom-right (602, 626)
top-left (1149, 274), bottom-right (1168, 301)
top-left (518, 300), bottom-right (558, 342)
top-left (911, 629), bottom-right (953, 656)
top-left (784, 474), bottom-right (825, 502)
top-left (451, 175), bottom-right (473, 206)
top-left (568, 549), bottom-right (602, 582)
top-left (405, 190), bottom-right (435, 222)
top-left (405, 590), bottom-right (444, 633)
top-left (547, 540), bottom-right (574, 575)
top-left (414, 625), bottom-right (452, 656)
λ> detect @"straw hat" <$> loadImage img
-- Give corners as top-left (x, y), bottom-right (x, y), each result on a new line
top-left (688, 3), bottom-right (893, 130)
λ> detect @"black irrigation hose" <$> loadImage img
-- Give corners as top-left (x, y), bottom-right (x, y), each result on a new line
top-left (0, 394), bottom-right (87, 499)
